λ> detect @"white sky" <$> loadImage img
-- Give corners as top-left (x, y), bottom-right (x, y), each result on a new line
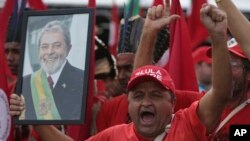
top-left (0, 0), bottom-right (250, 11)
top-left (41, 0), bottom-right (250, 11)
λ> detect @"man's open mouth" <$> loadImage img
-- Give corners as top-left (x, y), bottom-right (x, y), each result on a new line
top-left (140, 110), bottom-right (155, 125)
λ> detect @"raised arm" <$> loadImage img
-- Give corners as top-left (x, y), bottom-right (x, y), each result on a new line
top-left (133, 3), bottom-right (179, 69)
top-left (216, 0), bottom-right (250, 59)
top-left (198, 4), bottom-right (232, 133)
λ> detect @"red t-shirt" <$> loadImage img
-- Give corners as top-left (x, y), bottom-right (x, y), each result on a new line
top-left (96, 90), bottom-right (202, 133)
top-left (210, 102), bottom-right (250, 141)
top-left (174, 90), bottom-right (203, 112)
top-left (166, 101), bottom-right (207, 141)
top-left (87, 123), bottom-right (153, 141)
top-left (88, 101), bottom-right (206, 141)
top-left (96, 94), bottom-right (129, 132)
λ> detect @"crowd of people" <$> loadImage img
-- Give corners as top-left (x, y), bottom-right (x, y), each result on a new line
top-left (2, 0), bottom-right (250, 140)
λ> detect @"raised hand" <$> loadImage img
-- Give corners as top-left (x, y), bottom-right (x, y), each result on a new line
top-left (9, 94), bottom-right (25, 117)
top-left (144, 1), bottom-right (180, 34)
top-left (200, 4), bottom-right (228, 36)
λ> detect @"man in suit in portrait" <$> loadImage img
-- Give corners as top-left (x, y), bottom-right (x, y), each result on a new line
top-left (21, 20), bottom-right (85, 120)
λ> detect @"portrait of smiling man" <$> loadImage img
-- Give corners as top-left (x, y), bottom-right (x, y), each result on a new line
top-left (20, 20), bottom-right (85, 121)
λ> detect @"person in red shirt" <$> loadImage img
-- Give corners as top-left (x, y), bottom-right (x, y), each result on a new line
top-left (96, 33), bottom-right (202, 132)
top-left (204, 1), bottom-right (250, 140)
top-left (136, 2), bottom-right (250, 140)
top-left (96, 15), bottom-right (173, 133)
top-left (215, 0), bottom-right (250, 60)
top-left (95, 53), bottom-right (134, 132)
top-left (207, 38), bottom-right (250, 140)
top-left (192, 46), bottom-right (212, 92)
top-left (87, 64), bottom-right (211, 141)
top-left (5, 15), bottom-right (34, 141)
top-left (5, 16), bottom-right (21, 94)
top-left (9, 3), bottom-right (232, 141)
top-left (86, 3), bottom-right (231, 140)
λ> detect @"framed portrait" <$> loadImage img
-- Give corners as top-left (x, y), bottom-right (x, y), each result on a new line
top-left (14, 8), bottom-right (94, 124)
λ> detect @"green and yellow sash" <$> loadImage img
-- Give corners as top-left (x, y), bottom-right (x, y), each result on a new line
top-left (31, 69), bottom-right (61, 120)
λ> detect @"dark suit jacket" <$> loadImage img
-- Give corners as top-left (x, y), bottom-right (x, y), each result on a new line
top-left (22, 61), bottom-right (85, 120)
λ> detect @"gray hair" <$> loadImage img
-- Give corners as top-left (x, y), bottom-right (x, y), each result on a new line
top-left (39, 20), bottom-right (71, 48)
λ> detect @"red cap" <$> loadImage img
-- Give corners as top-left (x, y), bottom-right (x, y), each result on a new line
top-left (227, 45), bottom-right (247, 59)
top-left (192, 46), bottom-right (212, 64)
top-left (127, 65), bottom-right (175, 93)
top-left (207, 38), bottom-right (247, 59)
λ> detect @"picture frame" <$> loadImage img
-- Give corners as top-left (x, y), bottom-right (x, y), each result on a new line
top-left (14, 8), bottom-right (94, 124)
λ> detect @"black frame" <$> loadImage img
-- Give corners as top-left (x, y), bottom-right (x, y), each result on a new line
top-left (14, 8), bottom-right (94, 124)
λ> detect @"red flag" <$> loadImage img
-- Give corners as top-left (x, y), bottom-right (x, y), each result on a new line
top-left (88, 0), bottom-right (96, 8)
top-left (108, 1), bottom-right (119, 57)
top-left (152, 0), bottom-right (164, 6)
top-left (187, 0), bottom-right (208, 50)
top-left (0, 0), bottom-right (15, 97)
top-left (167, 0), bottom-right (198, 91)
